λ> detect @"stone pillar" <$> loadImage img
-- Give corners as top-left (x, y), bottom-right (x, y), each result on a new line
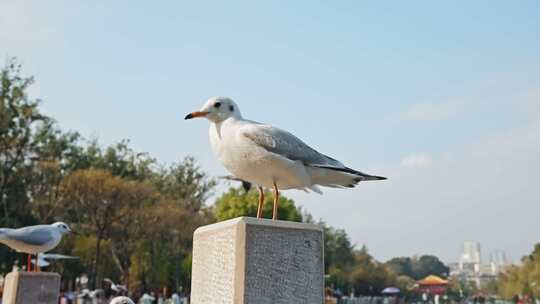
top-left (2, 271), bottom-right (60, 304)
top-left (191, 217), bottom-right (324, 304)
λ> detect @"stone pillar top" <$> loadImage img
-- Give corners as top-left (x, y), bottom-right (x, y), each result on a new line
top-left (2, 271), bottom-right (61, 304)
top-left (194, 216), bottom-right (323, 235)
top-left (191, 216), bottom-right (325, 304)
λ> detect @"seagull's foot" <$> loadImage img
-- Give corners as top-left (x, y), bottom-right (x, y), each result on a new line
top-left (272, 181), bottom-right (279, 220)
top-left (256, 186), bottom-right (264, 219)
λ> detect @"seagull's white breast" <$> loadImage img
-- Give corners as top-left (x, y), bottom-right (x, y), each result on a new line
top-left (209, 118), bottom-right (311, 189)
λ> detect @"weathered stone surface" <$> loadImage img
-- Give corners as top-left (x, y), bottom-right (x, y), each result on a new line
top-left (191, 217), bottom-right (324, 304)
top-left (2, 271), bottom-right (60, 304)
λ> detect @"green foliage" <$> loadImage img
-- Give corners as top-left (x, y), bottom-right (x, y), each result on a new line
top-left (395, 275), bottom-right (416, 292)
top-left (322, 224), bottom-right (355, 272)
top-left (214, 187), bottom-right (302, 222)
top-left (498, 243), bottom-right (540, 299)
top-left (153, 157), bottom-right (217, 212)
top-left (70, 140), bottom-right (156, 181)
top-left (386, 255), bottom-right (449, 280)
top-left (386, 257), bottom-right (414, 278)
top-left (0, 59), bottom-right (216, 293)
top-left (350, 249), bottom-right (396, 295)
top-left (0, 58), bottom-right (82, 270)
top-left (0, 58), bottom-right (49, 226)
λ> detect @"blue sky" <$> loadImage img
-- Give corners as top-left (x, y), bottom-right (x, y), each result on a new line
top-left (2, 0), bottom-right (539, 262)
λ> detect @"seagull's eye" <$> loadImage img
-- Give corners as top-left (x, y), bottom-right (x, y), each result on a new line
top-left (229, 105), bottom-right (234, 112)
top-left (214, 102), bottom-right (221, 108)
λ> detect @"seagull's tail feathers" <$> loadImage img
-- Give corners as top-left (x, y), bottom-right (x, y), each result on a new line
top-left (307, 165), bottom-right (387, 189)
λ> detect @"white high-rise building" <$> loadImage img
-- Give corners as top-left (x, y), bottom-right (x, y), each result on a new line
top-left (451, 242), bottom-right (509, 289)
top-left (461, 241), bottom-right (482, 265)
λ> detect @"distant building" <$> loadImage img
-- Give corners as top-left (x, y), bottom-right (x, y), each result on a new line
top-left (489, 249), bottom-right (508, 275)
top-left (416, 275), bottom-right (449, 295)
top-left (461, 241), bottom-right (482, 265)
top-left (449, 242), bottom-right (509, 289)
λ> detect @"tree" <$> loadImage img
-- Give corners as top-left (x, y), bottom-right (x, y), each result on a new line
top-left (385, 255), bottom-right (449, 280)
top-left (322, 224), bottom-right (355, 273)
top-left (214, 187), bottom-right (302, 222)
top-left (0, 58), bottom-right (81, 272)
top-left (0, 58), bottom-right (49, 226)
top-left (70, 140), bottom-right (156, 181)
top-left (153, 157), bottom-right (216, 212)
top-left (386, 257), bottom-right (414, 278)
top-left (350, 248), bottom-right (396, 296)
top-left (28, 124), bottom-right (81, 223)
top-left (323, 227), bottom-right (355, 294)
top-left (60, 169), bottom-right (158, 289)
top-left (498, 243), bottom-right (540, 299)
top-left (0, 59), bottom-right (221, 291)
top-left (411, 255), bottom-right (449, 280)
top-left (126, 200), bottom-right (211, 293)
top-left (395, 275), bottom-right (416, 292)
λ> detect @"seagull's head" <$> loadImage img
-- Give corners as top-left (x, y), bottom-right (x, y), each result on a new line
top-left (51, 222), bottom-right (75, 235)
top-left (185, 97), bottom-right (242, 123)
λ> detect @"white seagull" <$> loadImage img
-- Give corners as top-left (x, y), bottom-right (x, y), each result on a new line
top-left (0, 222), bottom-right (75, 271)
top-left (185, 97), bottom-right (386, 220)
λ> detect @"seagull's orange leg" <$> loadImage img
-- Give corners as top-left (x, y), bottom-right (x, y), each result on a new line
top-left (36, 255), bottom-right (40, 272)
top-left (27, 254), bottom-right (31, 272)
top-left (256, 186), bottom-right (265, 219)
top-left (272, 181), bottom-right (279, 220)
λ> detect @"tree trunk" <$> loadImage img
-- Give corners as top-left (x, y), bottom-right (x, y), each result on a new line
top-left (93, 236), bottom-right (102, 290)
top-left (111, 245), bottom-right (126, 282)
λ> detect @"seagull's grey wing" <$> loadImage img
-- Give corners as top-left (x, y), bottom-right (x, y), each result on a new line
top-left (7, 227), bottom-right (54, 246)
top-left (41, 253), bottom-right (79, 260)
top-left (241, 123), bottom-right (387, 181)
top-left (240, 123), bottom-right (344, 167)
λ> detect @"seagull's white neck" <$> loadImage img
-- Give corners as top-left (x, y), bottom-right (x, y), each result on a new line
top-left (211, 116), bottom-right (242, 140)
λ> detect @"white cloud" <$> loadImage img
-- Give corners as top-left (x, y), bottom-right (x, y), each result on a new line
top-left (400, 153), bottom-right (433, 168)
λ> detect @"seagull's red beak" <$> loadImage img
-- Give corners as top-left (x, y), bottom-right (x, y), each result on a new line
top-left (184, 111), bottom-right (209, 120)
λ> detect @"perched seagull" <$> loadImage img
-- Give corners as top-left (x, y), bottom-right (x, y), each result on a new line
top-left (0, 222), bottom-right (75, 271)
top-left (110, 296), bottom-right (135, 304)
top-left (31, 253), bottom-right (79, 268)
top-left (185, 97), bottom-right (386, 220)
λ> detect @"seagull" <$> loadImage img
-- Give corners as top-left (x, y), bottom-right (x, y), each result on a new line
top-left (110, 296), bottom-right (135, 304)
top-left (0, 222), bottom-right (75, 271)
top-left (185, 97), bottom-right (386, 220)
